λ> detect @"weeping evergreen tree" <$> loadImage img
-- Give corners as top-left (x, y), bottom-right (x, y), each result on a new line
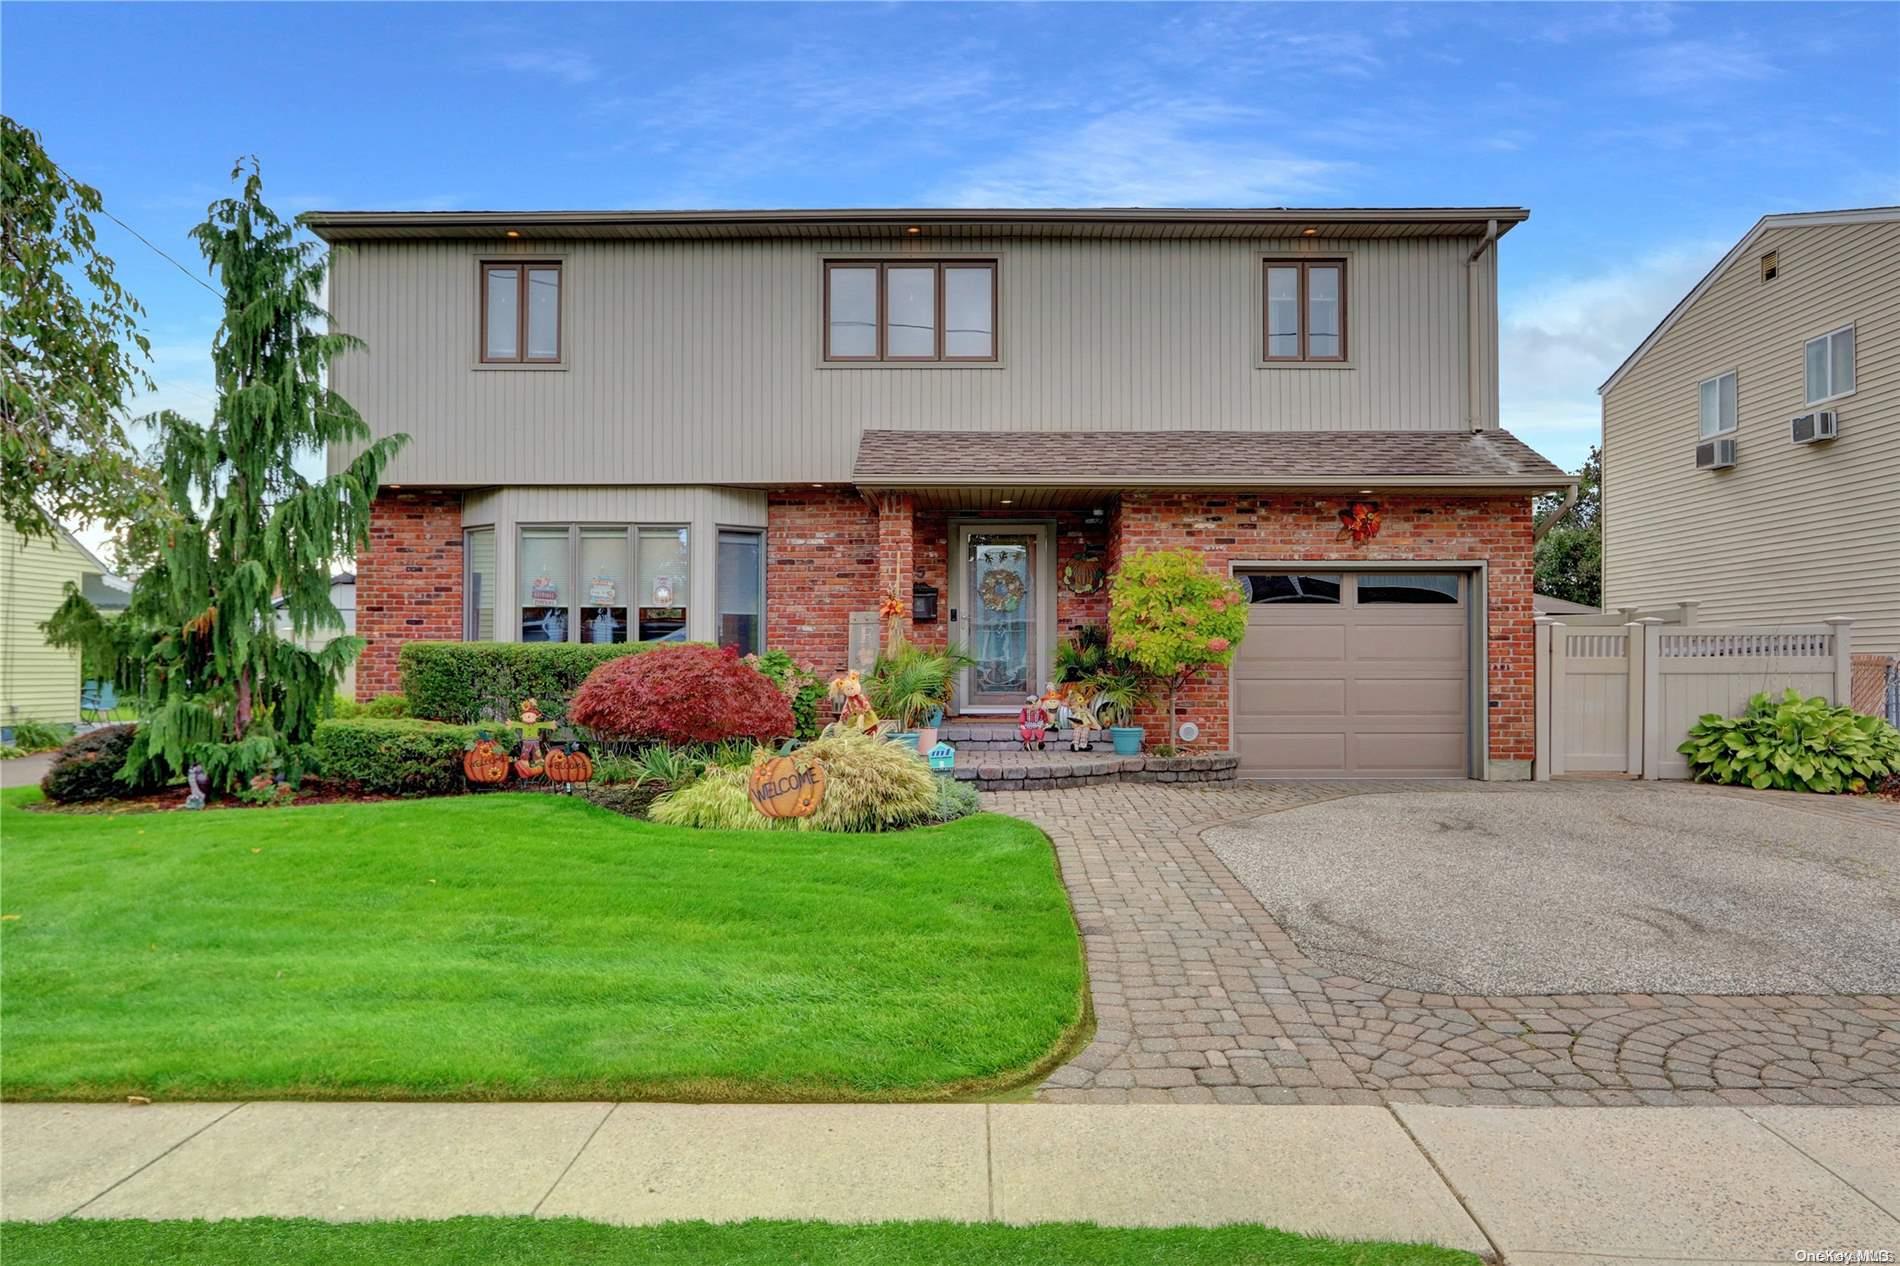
top-left (45, 161), bottom-right (406, 789)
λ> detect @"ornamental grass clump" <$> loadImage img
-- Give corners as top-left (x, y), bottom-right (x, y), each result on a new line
top-left (649, 730), bottom-right (945, 833)
top-left (569, 644), bottom-right (794, 747)
top-left (1678, 688), bottom-right (1900, 794)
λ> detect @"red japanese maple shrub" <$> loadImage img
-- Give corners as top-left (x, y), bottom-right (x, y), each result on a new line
top-left (569, 644), bottom-right (795, 746)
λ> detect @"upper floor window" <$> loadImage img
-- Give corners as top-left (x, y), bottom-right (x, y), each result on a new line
top-left (1804, 325), bottom-right (1855, 404)
top-left (1264, 260), bottom-right (1346, 362)
top-left (482, 262), bottom-right (561, 363)
top-left (1759, 250), bottom-right (1778, 283)
top-left (1698, 370), bottom-right (1737, 438)
top-left (824, 260), bottom-right (996, 362)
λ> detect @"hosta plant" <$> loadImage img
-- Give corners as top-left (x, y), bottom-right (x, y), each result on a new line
top-left (1678, 689), bottom-right (1900, 794)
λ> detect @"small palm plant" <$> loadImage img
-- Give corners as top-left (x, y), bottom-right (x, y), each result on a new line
top-left (866, 637), bottom-right (977, 731)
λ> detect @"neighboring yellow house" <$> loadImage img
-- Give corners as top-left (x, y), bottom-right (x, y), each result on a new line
top-left (0, 521), bottom-right (110, 732)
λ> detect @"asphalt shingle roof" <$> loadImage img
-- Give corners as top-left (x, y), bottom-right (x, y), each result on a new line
top-left (852, 429), bottom-right (1570, 487)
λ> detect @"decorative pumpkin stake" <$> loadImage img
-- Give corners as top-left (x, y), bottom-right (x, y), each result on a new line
top-left (463, 733), bottom-right (511, 787)
top-left (749, 753), bottom-right (827, 818)
top-left (1336, 501), bottom-right (1382, 546)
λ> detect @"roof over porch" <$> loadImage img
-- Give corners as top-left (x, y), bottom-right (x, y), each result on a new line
top-left (852, 429), bottom-right (1573, 501)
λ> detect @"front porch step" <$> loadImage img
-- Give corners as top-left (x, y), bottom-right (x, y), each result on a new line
top-left (946, 749), bottom-right (1240, 791)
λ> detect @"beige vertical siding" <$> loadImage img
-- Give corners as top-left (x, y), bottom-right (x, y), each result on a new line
top-left (330, 234), bottom-right (1497, 487)
top-left (459, 486), bottom-right (768, 642)
top-left (0, 525), bottom-right (95, 727)
top-left (1602, 219), bottom-right (1900, 654)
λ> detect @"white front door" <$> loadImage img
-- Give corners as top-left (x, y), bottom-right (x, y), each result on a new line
top-left (952, 522), bottom-right (1055, 713)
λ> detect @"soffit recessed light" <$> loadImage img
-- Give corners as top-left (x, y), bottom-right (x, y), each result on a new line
top-left (505, 229), bottom-right (521, 238)
top-left (1359, 489), bottom-right (1374, 495)
top-left (999, 499), bottom-right (1013, 504)
top-left (1301, 226), bottom-right (1319, 237)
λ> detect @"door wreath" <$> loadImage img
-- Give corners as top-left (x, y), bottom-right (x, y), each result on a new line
top-left (978, 567), bottom-right (1027, 612)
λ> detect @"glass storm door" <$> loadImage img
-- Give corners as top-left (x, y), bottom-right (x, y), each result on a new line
top-left (958, 526), bottom-right (1047, 711)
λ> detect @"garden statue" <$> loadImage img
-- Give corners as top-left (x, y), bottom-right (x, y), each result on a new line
top-left (184, 763), bottom-right (209, 810)
top-left (510, 698), bottom-right (555, 782)
top-left (828, 670), bottom-right (879, 733)
top-left (1018, 695), bottom-right (1049, 751)
top-left (1066, 692), bottom-right (1100, 751)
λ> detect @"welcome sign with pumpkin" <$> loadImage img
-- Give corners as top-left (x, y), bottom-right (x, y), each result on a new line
top-left (748, 753), bottom-right (827, 819)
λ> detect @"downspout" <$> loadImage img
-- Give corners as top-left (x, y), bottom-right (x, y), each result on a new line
top-left (1465, 217), bottom-right (1500, 432)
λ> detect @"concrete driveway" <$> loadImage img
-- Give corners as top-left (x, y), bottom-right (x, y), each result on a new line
top-left (1204, 782), bottom-right (1900, 996)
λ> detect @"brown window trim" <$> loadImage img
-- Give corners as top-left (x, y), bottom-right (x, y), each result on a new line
top-left (481, 260), bottom-right (563, 364)
top-left (823, 259), bottom-right (998, 363)
top-left (1263, 259), bottom-right (1348, 363)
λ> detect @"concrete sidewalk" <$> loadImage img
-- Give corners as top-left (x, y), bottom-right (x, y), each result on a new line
top-left (3, 1103), bottom-right (1897, 1263)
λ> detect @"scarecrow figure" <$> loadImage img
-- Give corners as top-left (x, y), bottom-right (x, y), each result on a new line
top-left (510, 698), bottom-right (555, 781)
top-left (828, 670), bottom-right (880, 733)
top-left (1018, 695), bottom-right (1049, 751)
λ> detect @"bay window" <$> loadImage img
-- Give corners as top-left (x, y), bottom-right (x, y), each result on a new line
top-left (717, 528), bottom-right (765, 655)
top-left (516, 525), bottom-right (688, 643)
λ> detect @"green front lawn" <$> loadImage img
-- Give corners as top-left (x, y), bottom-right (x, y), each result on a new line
top-left (0, 790), bottom-right (1085, 1101)
top-left (0, 1218), bottom-right (1481, 1266)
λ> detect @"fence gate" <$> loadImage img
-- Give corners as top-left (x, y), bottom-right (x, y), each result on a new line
top-left (1536, 609), bottom-right (1856, 781)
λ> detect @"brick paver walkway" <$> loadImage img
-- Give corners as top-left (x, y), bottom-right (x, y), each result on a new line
top-left (996, 781), bottom-right (1900, 1107)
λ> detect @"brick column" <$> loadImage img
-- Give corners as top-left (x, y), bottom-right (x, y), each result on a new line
top-left (875, 492), bottom-right (916, 646)
top-left (354, 490), bottom-right (463, 701)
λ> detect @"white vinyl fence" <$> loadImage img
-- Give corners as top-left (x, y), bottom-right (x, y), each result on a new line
top-left (1536, 606), bottom-right (1855, 781)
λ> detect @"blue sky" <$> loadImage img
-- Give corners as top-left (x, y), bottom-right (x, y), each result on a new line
top-left (6, 0), bottom-right (1897, 498)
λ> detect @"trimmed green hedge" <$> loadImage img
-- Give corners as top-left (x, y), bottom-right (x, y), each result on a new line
top-left (399, 641), bottom-right (685, 723)
top-left (313, 718), bottom-right (479, 797)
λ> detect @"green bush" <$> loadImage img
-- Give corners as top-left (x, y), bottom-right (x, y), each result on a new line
top-left (1678, 689), bottom-right (1900, 793)
top-left (331, 693), bottom-right (410, 720)
top-left (40, 725), bottom-right (166, 803)
top-left (313, 718), bottom-right (479, 797)
top-left (399, 641), bottom-right (681, 724)
top-left (929, 775), bottom-right (982, 823)
top-left (7, 719), bottom-right (67, 753)
top-left (749, 649), bottom-right (828, 739)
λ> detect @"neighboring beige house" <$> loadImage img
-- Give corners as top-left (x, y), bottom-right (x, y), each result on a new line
top-left (0, 521), bottom-right (108, 731)
top-left (1598, 207), bottom-right (1899, 708)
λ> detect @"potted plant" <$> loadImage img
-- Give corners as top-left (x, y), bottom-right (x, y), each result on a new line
top-left (1054, 625), bottom-right (1149, 754)
top-left (1108, 549), bottom-right (1250, 753)
top-left (867, 636), bottom-right (975, 751)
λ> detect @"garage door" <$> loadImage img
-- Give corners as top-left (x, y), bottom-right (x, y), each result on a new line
top-left (1233, 570), bottom-right (1471, 778)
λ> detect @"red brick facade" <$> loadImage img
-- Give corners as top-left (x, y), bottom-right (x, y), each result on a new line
top-left (355, 491), bottom-right (463, 700)
top-left (366, 485), bottom-right (1534, 772)
top-left (1111, 491), bottom-right (1535, 763)
top-left (765, 488), bottom-right (880, 676)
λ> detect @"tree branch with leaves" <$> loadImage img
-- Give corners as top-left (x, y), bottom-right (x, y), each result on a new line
top-left (1, 115), bottom-right (159, 540)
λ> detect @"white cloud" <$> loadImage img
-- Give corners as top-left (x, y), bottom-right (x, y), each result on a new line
top-left (493, 48), bottom-right (600, 85)
top-left (937, 106), bottom-right (1349, 207)
top-left (1500, 242), bottom-right (1727, 467)
top-left (1623, 36), bottom-right (1778, 94)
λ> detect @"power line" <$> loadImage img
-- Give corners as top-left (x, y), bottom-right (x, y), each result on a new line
top-left (49, 156), bottom-right (222, 299)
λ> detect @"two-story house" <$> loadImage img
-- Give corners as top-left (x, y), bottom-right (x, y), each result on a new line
top-left (307, 206), bottom-right (1570, 780)
top-left (1598, 207), bottom-right (1899, 718)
